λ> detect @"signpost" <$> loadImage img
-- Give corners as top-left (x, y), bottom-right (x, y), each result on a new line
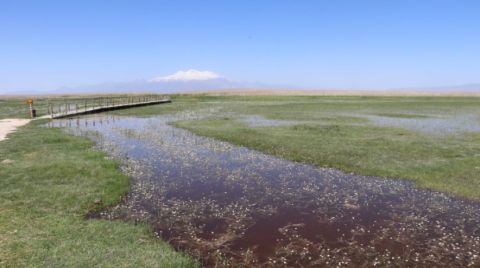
top-left (27, 99), bottom-right (36, 118)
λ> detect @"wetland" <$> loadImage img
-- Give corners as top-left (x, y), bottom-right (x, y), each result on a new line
top-left (48, 103), bottom-right (480, 267)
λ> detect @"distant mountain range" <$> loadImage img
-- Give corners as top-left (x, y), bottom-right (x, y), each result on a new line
top-left (1, 69), bottom-right (479, 95)
top-left (52, 70), bottom-right (275, 94)
top-left (58, 82), bottom-right (480, 95)
top-left (409, 83), bottom-right (480, 92)
top-left (55, 78), bottom-right (270, 94)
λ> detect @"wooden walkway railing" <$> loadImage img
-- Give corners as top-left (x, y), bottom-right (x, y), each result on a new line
top-left (48, 95), bottom-right (171, 119)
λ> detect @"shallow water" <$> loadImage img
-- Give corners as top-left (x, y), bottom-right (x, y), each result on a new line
top-left (238, 115), bottom-right (299, 127)
top-left (360, 113), bottom-right (480, 135)
top-left (48, 115), bottom-right (480, 267)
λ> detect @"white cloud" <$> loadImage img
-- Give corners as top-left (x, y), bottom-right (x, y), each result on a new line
top-left (149, 69), bottom-right (221, 82)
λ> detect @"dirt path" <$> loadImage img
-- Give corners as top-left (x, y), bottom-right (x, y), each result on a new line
top-left (0, 119), bottom-right (30, 141)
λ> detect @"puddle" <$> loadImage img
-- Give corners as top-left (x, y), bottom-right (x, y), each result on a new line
top-left (48, 115), bottom-right (480, 267)
top-left (360, 113), bottom-right (480, 135)
top-left (238, 115), bottom-right (299, 127)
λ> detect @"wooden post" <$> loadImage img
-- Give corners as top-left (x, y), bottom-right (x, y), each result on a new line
top-left (27, 99), bottom-right (34, 118)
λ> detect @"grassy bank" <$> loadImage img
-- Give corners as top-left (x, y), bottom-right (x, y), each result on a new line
top-left (0, 120), bottom-right (197, 267)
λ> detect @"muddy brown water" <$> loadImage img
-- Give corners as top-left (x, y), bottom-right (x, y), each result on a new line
top-left (48, 115), bottom-right (480, 267)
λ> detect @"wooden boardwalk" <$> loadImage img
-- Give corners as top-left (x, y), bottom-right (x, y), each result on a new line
top-left (49, 96), bottom-right (171, 119)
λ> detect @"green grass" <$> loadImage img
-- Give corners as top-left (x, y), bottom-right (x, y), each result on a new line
top-left (0, 120), bottom-right (198, 267)
top-left (0, 98), bottom-right (31, 119)
top-left (168, 95), bottom-right (480, 199)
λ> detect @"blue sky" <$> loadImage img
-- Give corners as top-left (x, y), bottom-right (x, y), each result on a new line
top-left (1, 0), bottom-right (479, 92)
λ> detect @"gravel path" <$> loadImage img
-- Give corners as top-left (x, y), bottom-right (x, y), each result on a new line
top-left (0, 119), bottom-right (30, 141)
top-left (49, 114), bottom-right (480, 267)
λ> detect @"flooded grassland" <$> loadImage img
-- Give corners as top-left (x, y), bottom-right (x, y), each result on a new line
top-left (49, 112), bottom-right (480, 267)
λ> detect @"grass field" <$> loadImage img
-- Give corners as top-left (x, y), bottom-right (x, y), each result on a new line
top-left (0, 119), bottom-right (197, 267)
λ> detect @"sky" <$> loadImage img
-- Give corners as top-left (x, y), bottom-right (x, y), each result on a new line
top-left (1, 0), bottom-right (480, 93)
